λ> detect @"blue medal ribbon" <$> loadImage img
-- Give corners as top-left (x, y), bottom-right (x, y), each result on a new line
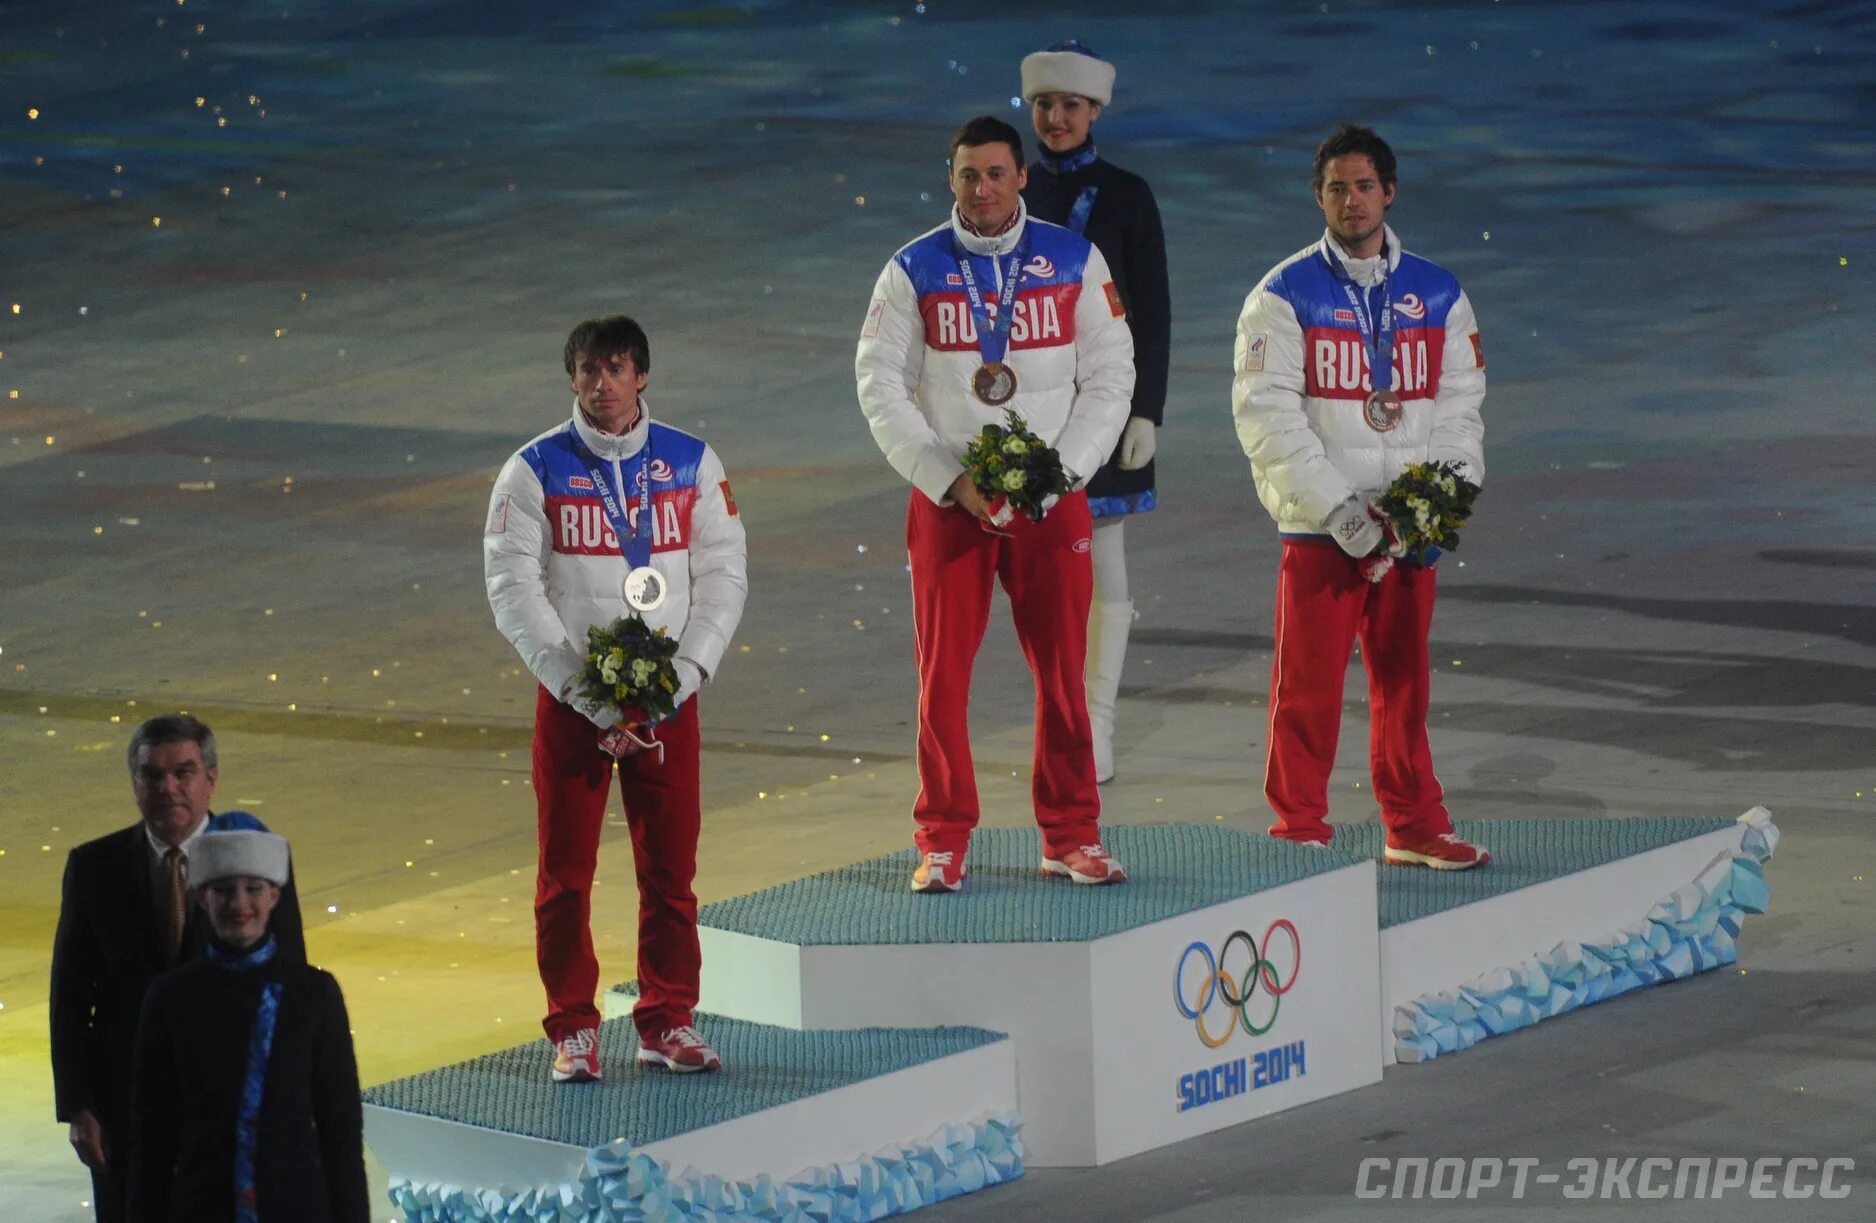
top-left (1066, 186), bottom-right (1100, 235)
top-left (582, 437), bottom-right (654, 571)
top-left (1324, 244), bottom-right (1395, 394)
top-left (953, 231), bottom-right (1029, 371)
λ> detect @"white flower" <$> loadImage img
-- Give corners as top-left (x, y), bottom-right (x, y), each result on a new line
top-left (630, 658), bottom-right (654, 686)
top-left (1439, 475), bottom-right (1456, 495)
top-left (599, 660), bottom-right (620, 685)
top-left (1002, 436), bottom-right (1029, 456)
top-left (1001, 469), bottom-right (1026, 492)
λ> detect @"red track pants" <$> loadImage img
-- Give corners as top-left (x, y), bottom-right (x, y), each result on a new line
top-left (1264, 538), bottom-right (1453, 842)
top-left (532, 685), bottom-right (701, 1042)
top-left (907, 490), bottom-right (1101, 860)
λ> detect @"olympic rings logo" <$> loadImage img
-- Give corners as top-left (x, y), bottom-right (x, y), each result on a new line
top-left (1173, 919), bottom-right (1301, 1048)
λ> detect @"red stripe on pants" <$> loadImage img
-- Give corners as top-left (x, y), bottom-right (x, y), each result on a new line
top-left (1264, 538), bottom-right (1452, 841)
top-left (906, 489), bottom-right (1101, 859)
top-left (532, 685), bottom-right (702, 1042)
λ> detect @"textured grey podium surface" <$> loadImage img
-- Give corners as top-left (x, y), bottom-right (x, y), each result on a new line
top-left (695, 825), bottom-right (1360, 945)
top-left (362, 1018), bottom-right (1004, 1148)
top-left (1363, 816), bottom-right (1738, 928)
top-left (690, 819), bottom-right (1739, 946)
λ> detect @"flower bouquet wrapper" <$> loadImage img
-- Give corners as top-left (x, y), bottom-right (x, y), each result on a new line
top-left (980, 495), bottom-right (1017, 531)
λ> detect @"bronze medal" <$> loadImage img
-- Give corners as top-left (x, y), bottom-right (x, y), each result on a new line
top-left (1363, 389), bottom-right (1404, 433)
top-left (972, 361), bottom-right (1018, 407)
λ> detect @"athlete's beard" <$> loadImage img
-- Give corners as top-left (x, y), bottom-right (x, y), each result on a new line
top-left (1332, 218), bottom-right (1386, 256)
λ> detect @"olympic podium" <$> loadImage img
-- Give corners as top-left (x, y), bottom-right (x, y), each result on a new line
top-left (362, 1019), bottom-right (1022, 1222)
top-left (1370, 808), bottom-right (1778, 1064)
top-left (359, 811), bottom-right (1776, 1219)
top-left (605, 825), bottom-right (1386, 1168)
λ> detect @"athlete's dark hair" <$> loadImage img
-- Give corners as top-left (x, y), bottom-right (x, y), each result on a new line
top-left (1312, 124), bottom-right (1397, 192)
top-left (563, 315), bottom-right (650, 377)
top-left (949, 115), bottom-right (1026, 170)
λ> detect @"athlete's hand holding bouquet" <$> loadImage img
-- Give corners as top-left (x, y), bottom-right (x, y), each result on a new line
top-left (1326, 460), bottom-right (1481, 583)
top-left (567, 616), bottom-right (692, 759)
top-left (959, 409), bottom-right (1071, 532)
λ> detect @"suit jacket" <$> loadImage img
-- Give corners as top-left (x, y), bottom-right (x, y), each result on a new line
top-left (49, 812), bottom-right (306, 1140)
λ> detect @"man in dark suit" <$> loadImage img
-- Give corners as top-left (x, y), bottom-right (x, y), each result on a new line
top-left (49, 714), bottom-right (305, 1222)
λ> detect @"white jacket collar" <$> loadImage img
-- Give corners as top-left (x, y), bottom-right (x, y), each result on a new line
top-left (571, 397), bottom-right (651, 462)
top-left (1320, 224), bottom-right (1401, 286)
top-left (949, 199), bottom-right (1029, 257)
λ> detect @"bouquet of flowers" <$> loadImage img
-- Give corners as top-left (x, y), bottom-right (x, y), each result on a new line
top-left (1368, 460), bottom-right (1481, 575)
top-left (573, 614), bottom-right (681, 727)
top-left (961, 409), bottom-right (1070, 525)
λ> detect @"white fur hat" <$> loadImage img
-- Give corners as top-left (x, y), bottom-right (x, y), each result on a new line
top-left (189, 830), bottom-right (291, 887)
top-left (1021, 40), bottom-right (1116, 107)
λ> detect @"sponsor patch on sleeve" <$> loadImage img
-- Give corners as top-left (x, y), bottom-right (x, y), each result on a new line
top-left (1103, 281), bottom-right (1126, 318)
top-left (1242, 332), bottom-right (1268, 373)
top-left (861, 297), bottom-right (886, 339)
top-left (1469, 331), bottom-right (1485, 368)
top-left (720, 479), bottom-right (739, 516)
top-left (487, 492), bottom-right (510, 535)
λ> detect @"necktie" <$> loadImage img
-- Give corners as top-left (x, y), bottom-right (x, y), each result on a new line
top-left (163, 847), bottom-right (187, 965)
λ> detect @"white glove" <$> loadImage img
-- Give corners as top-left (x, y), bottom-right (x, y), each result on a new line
top-left (1323, 496), bottom-right (1382, 559)
top-left (566, 690), bottom-right (623, 731)
top-left (673, 657), bottom-right (704, 707)
top-left (1117, 419), bottom-right (1157, 470)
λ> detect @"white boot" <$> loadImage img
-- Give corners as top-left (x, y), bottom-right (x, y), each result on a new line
top-left (1086, 599), bottom-right (1133, 784)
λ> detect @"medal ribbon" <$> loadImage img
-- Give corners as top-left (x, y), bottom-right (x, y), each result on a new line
top-left (1324, 245), bottom-right (1395, 393)
top-left (954, 231), bottom-right (1029, 370)
top-left (1066, 186), bottom-right (1099, 235)
top-left (582, 436), bottom-right (653, 571)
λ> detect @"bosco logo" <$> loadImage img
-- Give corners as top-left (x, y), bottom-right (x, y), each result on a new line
top-left (1173, 919), bottom-right (1300, 1047)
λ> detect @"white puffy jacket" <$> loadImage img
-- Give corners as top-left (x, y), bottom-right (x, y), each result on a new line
top-left (1233, 226), bottom-right (1485, 535)
top-left (856, 201), bottom-right (1135, 504)
top-left (484, 402), bottom-right (747, 701)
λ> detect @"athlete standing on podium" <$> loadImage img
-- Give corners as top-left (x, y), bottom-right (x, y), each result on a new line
top-left (856, 117), bottom-right (1135, 893)
top-left (1231, 125), bottom-right (1490, 870)
top-left (1019, 40), bottom-right (1171, 785)
top-left (486, 316), bottom-right (748, 1079)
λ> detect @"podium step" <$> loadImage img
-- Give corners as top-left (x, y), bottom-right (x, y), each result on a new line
top-left (363, 1016), bottom-right (1019, 1221)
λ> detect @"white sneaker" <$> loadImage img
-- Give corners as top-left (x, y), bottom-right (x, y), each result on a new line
top-left (1040, 842), bottom-right (1129, 885)
top-left (911, 851), bottom-right (965, 893)
top-left (635, 1024), bottom-right (722, 1073)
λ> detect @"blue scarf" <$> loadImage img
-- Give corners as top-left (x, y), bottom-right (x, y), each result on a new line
top-left (208, 936), bottom-right (282, 1223)
top-left (1038, 140), bottom-right (1099, 175)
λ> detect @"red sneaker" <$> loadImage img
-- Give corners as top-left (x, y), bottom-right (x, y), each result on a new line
top-left (636, 1025), bottom-right (723, 1074)
top-left (550, 1027), bottom-right (601, 1082)
top-left (1040, 842), bottom-right (1129, 885)
top-left (1384, 830), bottom-right (1491, 871)
top-left (910, 851), bottom-right (965, 893)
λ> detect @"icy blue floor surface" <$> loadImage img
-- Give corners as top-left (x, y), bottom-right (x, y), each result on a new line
top-left (362, 1017), bottom-right (1005, 1148)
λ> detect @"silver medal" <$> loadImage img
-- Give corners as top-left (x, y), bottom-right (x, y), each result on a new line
top-left (623, 565), bottom-right (666, 613)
